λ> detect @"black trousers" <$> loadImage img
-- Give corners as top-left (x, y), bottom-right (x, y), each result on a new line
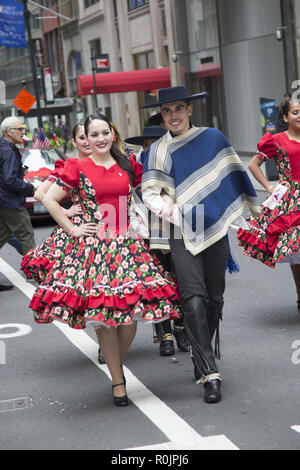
top-left (152, 249), bottom-right (184, 341)
top-left (169, 234), bottom-right (229, 377)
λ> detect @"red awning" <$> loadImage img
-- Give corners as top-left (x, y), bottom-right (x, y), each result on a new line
top-left (76, 68), bottom-right (172, 96)
top-left (195, 63), bottom-right (221, 79)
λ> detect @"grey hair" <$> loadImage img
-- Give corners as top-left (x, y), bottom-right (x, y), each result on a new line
top-left (0, 116), bottom-right (23, 137)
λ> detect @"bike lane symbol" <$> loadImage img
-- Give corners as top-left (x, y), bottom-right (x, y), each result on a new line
top-left (0, 324), bottom-right (32, 364)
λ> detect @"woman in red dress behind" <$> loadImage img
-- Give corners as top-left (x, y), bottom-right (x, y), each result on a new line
top-left (29, 113), bottom-right (181, 406)
top-left (238, 101), bottom-right (300, 312)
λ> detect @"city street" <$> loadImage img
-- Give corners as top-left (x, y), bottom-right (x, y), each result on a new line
top-left (0, 222), bottom-right (300, 451)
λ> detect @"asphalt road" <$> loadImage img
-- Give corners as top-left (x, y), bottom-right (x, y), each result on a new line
top-left (0, 221), bottom-right (300, 451)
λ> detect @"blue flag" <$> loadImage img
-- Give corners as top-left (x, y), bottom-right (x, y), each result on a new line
top-left (0, 0), bottom-right (26, 48)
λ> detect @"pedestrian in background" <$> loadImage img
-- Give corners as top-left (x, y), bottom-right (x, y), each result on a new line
top-left (0, 117), bottom-right (35, 291)
top-left (57, 118), bottom-right (69, 154)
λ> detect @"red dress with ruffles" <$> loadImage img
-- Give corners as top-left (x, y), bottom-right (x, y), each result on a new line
top-left (237, 132), bottom-right (300, 267)
top-left (29, 156), bottom-right (181, 328)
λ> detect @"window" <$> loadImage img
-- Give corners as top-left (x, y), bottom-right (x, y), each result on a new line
top-left (134, 51), bottom-right (154, 70)
top-left (84, 0), bottom-right (99, 8)
top-left (89, 38), bottom-right (102, 58)
top-left (128, 0), bottom-right (149, 11)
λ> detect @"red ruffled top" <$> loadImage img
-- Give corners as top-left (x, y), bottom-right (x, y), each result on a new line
top-left (47, 159), bottom-right (65, 183)
top-left (257, 132), bottom-right (300, 181)
top-left (57, 155), bottom-right (143, 233)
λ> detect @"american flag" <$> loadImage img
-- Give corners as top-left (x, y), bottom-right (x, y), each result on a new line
top-left (32, 130), bottom-right (50, 148)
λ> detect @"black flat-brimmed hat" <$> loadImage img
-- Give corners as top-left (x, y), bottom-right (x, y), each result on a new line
top-left (140, 85), bottom-right (208, 109)
top-left (125, 126), bottom-right (166, 146)
top-left (148, 112), bottom-right (163, 126)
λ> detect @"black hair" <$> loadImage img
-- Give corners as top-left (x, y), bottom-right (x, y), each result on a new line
top-left (84, 113), bottom-right (136, 183)
top-left (282, 100), bottom-right (292, 117)
top-left (72, 122), bottom-right (84, 140)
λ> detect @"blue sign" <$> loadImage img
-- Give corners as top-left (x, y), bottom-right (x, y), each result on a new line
top-left (0, 0), bottom-right (26, 48)
top-left (260, 100), bottom-right (277, 118)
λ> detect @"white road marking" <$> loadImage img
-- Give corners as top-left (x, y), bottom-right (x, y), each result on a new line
top-left (0, 323), bottom-right (32, 339)
top-left (0, 256), bottom-right (239, 450)
top-left (124, 435), bottom-right (238, 450)
top-left (291, 425), bottom-right (300, 434)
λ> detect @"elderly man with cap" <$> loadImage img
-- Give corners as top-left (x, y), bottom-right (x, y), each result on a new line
top-left (125, 126), bottom-right (190, 357)
top-left (141, 86), bottom-right (259, 403)
top-left (0, 117), bottom-right (35, 290)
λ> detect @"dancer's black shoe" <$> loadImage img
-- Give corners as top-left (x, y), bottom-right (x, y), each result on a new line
top-left (112, 382), bottom-right (129, 407)
top-left (204, 379), bottom-right (222, 404)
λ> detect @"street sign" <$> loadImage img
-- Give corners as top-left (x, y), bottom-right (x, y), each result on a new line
top-left (13, 88), bottom-right (36, 114)
top-left (259, 97), bottom-right (278, 181)
top-left (95, 54), bottom-right (110, 73)
top-left (260, 98), bottom-right (277, 134)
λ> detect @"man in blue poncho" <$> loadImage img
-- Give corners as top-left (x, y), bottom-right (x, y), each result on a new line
top-left (141, 86), bottom-right (259, 403)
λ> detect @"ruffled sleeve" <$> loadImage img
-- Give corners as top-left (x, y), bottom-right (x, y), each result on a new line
top-left (256, 132), bottom-right (276, 161)
top-left (47, 159), bottom-right (65, 183)
top-left (56, 158), bottom-right (80, 189)
top-left (54, 159), bottom-right (65, 170)
top-left (129, 154), bottom-right (143, 187)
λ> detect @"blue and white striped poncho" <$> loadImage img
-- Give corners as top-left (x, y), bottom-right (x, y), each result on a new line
top-left (141, 126), bottom-right (260, 255)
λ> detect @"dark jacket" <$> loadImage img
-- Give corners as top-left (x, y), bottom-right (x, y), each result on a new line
top-left (0, 138), bottom-right (34, 209)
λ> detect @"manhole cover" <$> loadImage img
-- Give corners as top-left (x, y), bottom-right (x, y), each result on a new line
top-left (0, 397), bottom-right (34, 412)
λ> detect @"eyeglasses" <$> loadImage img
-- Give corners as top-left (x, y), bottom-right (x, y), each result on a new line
top-left (10, 127), bottom-right (26, 133)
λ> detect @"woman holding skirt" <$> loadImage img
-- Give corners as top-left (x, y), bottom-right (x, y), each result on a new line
top-left (238, 100), bottom-right (300, 313)
top-left (29, 113), bottom-right (181, 406)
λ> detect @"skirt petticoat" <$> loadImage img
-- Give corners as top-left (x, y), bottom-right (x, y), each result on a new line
top-left (30, 229), bottom-right (181, 329)
top-left (237, 181), bottom-right (300, 267)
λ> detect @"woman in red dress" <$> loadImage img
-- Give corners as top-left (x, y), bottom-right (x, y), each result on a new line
top-left (29, 113), bottom-right (181, 406)
top-left (21, 124), bottom-right (91, 283)
top-left (238, 101), bottom-right (300, 312)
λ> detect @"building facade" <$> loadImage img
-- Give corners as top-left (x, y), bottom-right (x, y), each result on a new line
top-left (68, 0), bottom-right (296, 153)
top-left (0, 0), bottom-right (300, 160)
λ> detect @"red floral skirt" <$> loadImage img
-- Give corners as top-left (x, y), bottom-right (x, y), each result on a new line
top-left (237, 182), bottom-right (300, 267)
top-left (21, 214), bottom-right (82, 284)
top-left (21, 226), bottom-right (68, 283)
top-left (30, 229), bottom-right (181, 329)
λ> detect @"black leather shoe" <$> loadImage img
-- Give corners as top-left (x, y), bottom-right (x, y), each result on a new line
top-left (98, 348), bottom-right (106, 364)
top-left (297, 300), bottom-right (300, 314)
top-left (159, 334), bottom-right (175, 356)
top-left (173, 327), bottom-right (190, 352)
top-left (204, 379), bottom-right (222, 403)
top-left (112, 382), bottom-right (129, 407)
top-left (0, 283), bottom-right (14, 292)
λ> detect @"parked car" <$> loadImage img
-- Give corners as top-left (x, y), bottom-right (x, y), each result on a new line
top-left (22, 147), bottom-right (70, 220)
